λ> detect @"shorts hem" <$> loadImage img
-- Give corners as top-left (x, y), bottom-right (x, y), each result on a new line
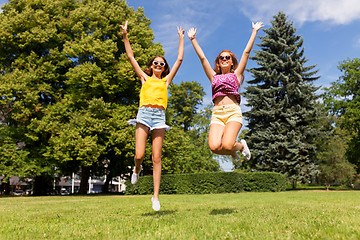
top-left (127, 119), bottom-right (170, 131)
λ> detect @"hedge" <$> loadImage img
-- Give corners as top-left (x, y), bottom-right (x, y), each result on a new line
top-left (125, 172), bottom-right (286, 195)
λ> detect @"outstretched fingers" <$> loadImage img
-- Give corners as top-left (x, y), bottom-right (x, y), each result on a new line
top-left (252, 21), bottom-right (264, 31)
top-left (187, 27), bottom-right (197, 40)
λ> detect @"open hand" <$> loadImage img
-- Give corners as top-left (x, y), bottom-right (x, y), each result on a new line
top-left (187, 27), bottom-right (197, 40)
top-left (252, 21), bottom-right (264, 31)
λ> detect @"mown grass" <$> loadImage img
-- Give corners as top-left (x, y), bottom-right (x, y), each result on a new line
top-left (1, 191), bottom-right (360, 239)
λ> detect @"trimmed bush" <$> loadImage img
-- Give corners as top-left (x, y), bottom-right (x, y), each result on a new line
top-left (126, 172), bottom-right (286, 195)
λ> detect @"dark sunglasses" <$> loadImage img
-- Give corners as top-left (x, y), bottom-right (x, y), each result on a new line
top-left (219, 55), bottom-right (231, 60)
top-left (153, 61), bottom-right (166, 67)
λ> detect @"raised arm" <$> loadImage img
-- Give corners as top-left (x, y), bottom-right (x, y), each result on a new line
top-left (166, 26), bottom-right (185, 86)
top-left (120, 21), bottom-right (147, 84)
top-left (235, 22), bottom-right (264, 84)
top-left (188, 28), bottom-right (215, 82)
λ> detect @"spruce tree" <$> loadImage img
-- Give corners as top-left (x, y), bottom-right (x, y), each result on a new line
top-left (244, 12), bottom-right (320, 187)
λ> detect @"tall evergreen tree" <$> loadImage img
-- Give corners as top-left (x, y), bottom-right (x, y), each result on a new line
top-left (244, 12), bottom-right (320, 187)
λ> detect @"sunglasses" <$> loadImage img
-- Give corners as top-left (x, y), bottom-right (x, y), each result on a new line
top-left (153, 61), bottom-right (166, 67)
top-left (219, 55), bottom-right (231, 60)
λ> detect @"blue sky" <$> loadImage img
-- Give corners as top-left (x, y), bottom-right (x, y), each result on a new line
top-left (122, 0), bottom-right (360, 104)
top-left (2, 0), bottom-right (360, 171)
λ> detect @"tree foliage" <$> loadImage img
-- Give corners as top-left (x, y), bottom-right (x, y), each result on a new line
top-left (163, 84), bottom-right (219, 174)
top-left (0, 0), bottom-right (163, 194)
top-left (323, 57), bottom-right (360, 171)
top-left (318, 135), bottom-right (356, 190)
top-left (244, 12), bottom-right (321, 187)
top-left (167, 81), bottom-right (205, 131)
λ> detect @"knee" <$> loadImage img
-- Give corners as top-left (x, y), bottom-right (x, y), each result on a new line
top-left (209, 142), bottom-right (222, 153)
top-left (152, 155), bottom-right (161, 165)
top-left (134, 153), bottom-right (145, 162)
top-left (222, 142), bottom-right (234, 151)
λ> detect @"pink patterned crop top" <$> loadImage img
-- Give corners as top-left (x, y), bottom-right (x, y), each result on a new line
top-left (211, 72), bottom-right (241, 104)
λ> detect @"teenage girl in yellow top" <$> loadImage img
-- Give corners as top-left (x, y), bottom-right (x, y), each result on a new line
top-left (120, 21), bottom-right (184, 211)
top-left (187, 22), bottom-right (263, 163)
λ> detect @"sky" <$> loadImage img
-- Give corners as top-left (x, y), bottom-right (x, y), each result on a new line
top-left (1, 0), bottom-right (360, 171)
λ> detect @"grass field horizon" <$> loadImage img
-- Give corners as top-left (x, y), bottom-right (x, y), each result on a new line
top-left (1, 191), bottom-right (360, 239)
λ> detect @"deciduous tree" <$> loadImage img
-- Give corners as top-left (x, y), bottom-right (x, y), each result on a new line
top-left (323, 57), bottom-right (360, 171)
top-left (0, 0), bottom-right (163, 194)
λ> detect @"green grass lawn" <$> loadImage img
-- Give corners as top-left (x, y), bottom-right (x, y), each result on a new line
top-left (1, 191), bottom-right (360, 239)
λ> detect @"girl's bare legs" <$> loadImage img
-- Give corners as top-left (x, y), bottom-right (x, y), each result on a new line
top-left (134, 123), bottom-right (149, 173)
top-left (208, 121), bottom-right (243, 157)
top-left (151, 128), bottom-right (165, 201)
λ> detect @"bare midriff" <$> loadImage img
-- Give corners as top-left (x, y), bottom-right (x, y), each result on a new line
top-left (213, 95), bottom-right (238, 106)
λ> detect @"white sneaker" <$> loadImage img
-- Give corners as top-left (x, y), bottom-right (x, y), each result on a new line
top-left (131, 165), bottom-right (142, 184)
top-left (240, 139), bottom-right (251, 160)
top-left (151, 197), bottom-right (161, 211)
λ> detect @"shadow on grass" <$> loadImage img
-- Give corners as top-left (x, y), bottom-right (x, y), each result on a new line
top-left (142, 210), bottom-right (176, 217)
top-left (210, 208), bottom-right (237, 215)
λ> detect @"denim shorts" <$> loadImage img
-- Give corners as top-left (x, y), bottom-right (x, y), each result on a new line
top-left (210, 104), bottom-right (243, 126)
top-left (128, 106), bottom-right (170, 131)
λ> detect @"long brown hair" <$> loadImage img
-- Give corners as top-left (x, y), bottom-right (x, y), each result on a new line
top-left (214, 50), bottom-right (238, 75)
top-left (144, 56), bottom-right (169, 79)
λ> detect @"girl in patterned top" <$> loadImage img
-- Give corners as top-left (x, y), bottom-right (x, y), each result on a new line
top-left (120, 21), bottom-right (184, 211)
top-left (187, 22), bottom-right (263, 163)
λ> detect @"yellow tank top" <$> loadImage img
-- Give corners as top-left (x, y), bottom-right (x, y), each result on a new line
top-left (139, 77), bottom-right (168, 109)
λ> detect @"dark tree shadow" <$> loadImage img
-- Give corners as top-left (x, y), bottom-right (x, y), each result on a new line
top-left (142, 210), bottom-right (176, 217)
top-left (210, 208), bottom-right (237, 215)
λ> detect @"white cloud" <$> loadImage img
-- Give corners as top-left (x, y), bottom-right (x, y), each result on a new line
top-left (145, 0), bottom-right (360, 57)
top-left (235, 0), bottom-right (360, 25)
top-left (148, 0), bottom-right (234, 57)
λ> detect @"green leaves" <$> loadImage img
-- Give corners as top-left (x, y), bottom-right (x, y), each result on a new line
top-left (0, 0), bottom-right (159, 191)
top-left (324, 58), bottom-right (360, 131)
top-left (168, 81), bottom-right (205, 131)
top-left (323, 57), bottom-right (360, 170)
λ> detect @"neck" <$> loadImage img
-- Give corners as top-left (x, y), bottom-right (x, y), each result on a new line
top-left (152, 72), bottom-right (162, 79)
top-left (221, 68), bottom-right (231, 74)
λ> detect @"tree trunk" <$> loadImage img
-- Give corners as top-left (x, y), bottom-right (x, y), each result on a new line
top-left (325, 182), bottom-right (330, 191)
top-left (102, 175), bottom-right (110, 193)
top-left (33, 175), bottom-right (51, 196)
top-left (3, 182), bottom-right (10, 195)
top-left (79, 166), bottom-right (90, 195)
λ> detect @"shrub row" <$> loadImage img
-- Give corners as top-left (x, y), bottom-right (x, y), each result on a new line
top-left (125, 172), bottom-right (286, 195)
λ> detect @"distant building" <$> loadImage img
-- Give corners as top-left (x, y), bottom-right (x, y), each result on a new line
top-left (0, 175), bottom-right (126, 195)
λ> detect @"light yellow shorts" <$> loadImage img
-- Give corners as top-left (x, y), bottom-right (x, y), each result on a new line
top-left (210, 104), bottom-right (243, 126)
